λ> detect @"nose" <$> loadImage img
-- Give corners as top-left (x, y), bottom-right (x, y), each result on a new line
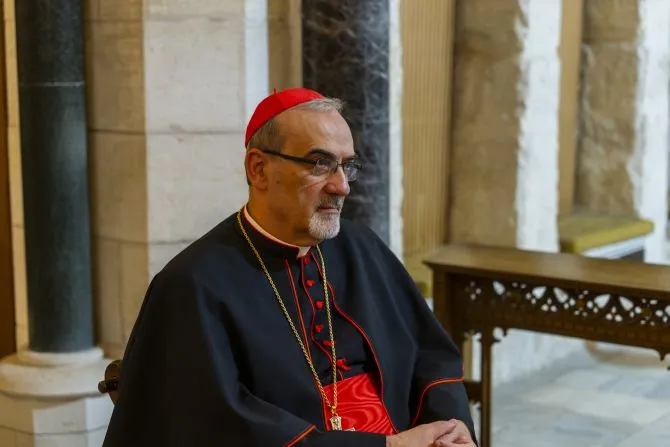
top-left (324, 166), bottom-right (350, 196)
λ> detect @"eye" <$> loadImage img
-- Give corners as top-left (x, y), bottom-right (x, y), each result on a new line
top-left (342, 162), bottom-right (361, 182)
top-left (313, 158), bottom-right (334, 175)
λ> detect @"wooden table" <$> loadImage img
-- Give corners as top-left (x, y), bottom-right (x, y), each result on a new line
top-left (425, 244), bottom-right (670, 447)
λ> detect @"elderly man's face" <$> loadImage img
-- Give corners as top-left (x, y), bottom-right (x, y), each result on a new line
top-left (267, 108), bottom-right (355, 243)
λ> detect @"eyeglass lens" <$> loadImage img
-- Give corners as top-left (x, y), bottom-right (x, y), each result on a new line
top-left (314, 159), bottom-right (359, 181)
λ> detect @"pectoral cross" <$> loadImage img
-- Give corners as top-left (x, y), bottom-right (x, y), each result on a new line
top-left (330, 415), bottom-right (355, 431)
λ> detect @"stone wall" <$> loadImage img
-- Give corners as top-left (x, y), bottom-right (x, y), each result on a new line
top-left (450, 0), bottom-right (523, 248)
top-left (143, 0), bottom-right (266, 273)
top-left (450, 0), bottom-right (583, 385)
top-left (85, 0), bottom-right (149, 360)
top-left (577, 0), bottom-right (670, 263)
top-left (86, 0), bottom-right (268, 359)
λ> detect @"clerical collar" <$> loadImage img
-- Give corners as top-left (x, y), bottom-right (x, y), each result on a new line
top-left (242, 206), bottom-right (311, 258)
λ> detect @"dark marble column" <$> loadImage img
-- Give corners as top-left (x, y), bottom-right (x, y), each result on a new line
top-left (302, 0), bottom-right (390, 244)
top-left (15, 0), bottom-right (94, 352)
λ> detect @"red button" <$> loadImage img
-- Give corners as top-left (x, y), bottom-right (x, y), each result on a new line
top-left (303, 257), bottom-right (310, 265)
top-left (323, 340), bottom-right (335, 348)
top-left (315, 324), bottom-right (324, 333)
top-left (316, 301), bottom-right (324, 310)
top-left (336, 358), bottom-right (351, 372)
top-left (306, 279), bottom-right (315, 287)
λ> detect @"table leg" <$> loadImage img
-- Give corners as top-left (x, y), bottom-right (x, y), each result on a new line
top-left (480, 330), bottom-right (493, 447)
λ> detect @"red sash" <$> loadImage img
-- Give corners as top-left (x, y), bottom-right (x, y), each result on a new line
top-left (321, 372), bottom-right (396, 434)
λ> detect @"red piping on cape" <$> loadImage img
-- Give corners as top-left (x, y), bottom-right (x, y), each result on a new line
top-left (301, 258), bottom-right (344, 381)
top-left (310, 251), bottom-right (399, 434)
top-left (285, 261), bottom-right (328, 427)
top-left (410, 377), bottom-right (465, 427)
top-left (285, 261), bottom-right (313, 360)
top-left (284, 425), bottom-right (316, 447)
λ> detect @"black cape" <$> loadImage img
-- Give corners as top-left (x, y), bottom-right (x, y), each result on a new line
top-left (103, 211), bottom-right (475, 446)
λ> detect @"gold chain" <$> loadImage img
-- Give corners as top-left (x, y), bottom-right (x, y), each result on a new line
top-left (236, 211), bottom-right (339, 419)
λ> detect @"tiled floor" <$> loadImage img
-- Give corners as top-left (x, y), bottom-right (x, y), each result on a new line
top-left (474, 344), bottom-right (670, 446)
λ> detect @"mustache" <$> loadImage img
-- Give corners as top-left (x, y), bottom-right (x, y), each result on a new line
top-left (317, 197), bottom-right (345, 209)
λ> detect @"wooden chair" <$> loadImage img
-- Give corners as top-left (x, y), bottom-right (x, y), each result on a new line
top-left (98, 359), bottom-right (122, 404)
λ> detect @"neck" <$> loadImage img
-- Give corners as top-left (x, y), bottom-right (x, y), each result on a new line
top-left (245, 200), bottom-right (314, 249)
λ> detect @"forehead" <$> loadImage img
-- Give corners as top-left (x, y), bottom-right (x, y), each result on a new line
top-left (279, 109), bottom-right (355, 157)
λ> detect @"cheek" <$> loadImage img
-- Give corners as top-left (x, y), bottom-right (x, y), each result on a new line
top-left (271, 171), bottom-right (295, 196)
top-left (297, 181), bottom-right (326, 206)
top-left (274, 175), bottom-right (315, 210)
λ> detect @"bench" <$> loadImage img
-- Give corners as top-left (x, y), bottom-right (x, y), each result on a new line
top-left (425, 244), bottom-right (670, 447)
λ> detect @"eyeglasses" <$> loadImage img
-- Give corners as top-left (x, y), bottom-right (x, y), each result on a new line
top-left (260, 149), bottom-right (362, 182)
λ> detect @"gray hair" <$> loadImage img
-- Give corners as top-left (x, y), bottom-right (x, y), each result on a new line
top-left (246, 97), bottom-right (345, 152)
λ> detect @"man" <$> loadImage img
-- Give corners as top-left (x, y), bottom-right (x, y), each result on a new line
top-left (103, 87), bottom-right (477, 446)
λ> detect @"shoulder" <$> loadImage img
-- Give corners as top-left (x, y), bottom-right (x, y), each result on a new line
top-left (333, 219), bottom-right (426, 309)
top-left (337, 218), bottom-right (385, 246)
top-left (336, 218), bottom-right (396, 257)
top-left (331, 218), bottom-right (406, 273)
top-left (151, 212), bottom-right (246, 288)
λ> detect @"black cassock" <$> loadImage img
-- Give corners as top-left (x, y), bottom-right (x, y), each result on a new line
top-left (102, 209), bottom-right (475, 447)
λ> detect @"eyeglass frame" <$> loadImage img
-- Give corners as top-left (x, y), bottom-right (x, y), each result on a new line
top-left (258, 148), bottom-right (363, 182)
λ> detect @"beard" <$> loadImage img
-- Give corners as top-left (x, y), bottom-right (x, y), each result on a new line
top-left (308, 196), bottom-right (345, 241)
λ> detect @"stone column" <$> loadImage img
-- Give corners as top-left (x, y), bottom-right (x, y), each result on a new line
top-left (15, 0), bottom-right (93, 354)
top-left (302, 0), bottom-right (403, 254)
top-left (449, 0), bottom-right (582, 385)
top-left (576, 0), bottom-right (670, 264)
top-left (0, 0), bottom-right (112, 445)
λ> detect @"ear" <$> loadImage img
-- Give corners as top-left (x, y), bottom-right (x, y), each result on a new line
top-left (245, 149), bottom-right (269, 190)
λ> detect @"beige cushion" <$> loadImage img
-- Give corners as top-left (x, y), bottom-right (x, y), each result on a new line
top-left (558, 214), bottom-right (654, 253)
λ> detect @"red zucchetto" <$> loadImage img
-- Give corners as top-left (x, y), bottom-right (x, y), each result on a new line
top-left (245, 87), bottom-right (325, 147)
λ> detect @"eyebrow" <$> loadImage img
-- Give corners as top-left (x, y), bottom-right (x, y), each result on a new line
top-left (305, 148), bottom-right (359, 162)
